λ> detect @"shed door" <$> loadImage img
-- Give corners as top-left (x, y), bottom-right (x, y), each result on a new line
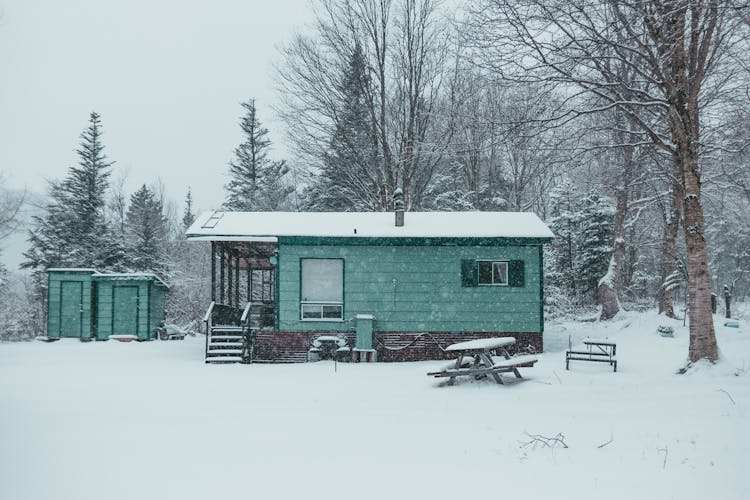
top-left (60, 281), bottom-right (83, 337)
top-left (113, 286), bottom-right (139, 336)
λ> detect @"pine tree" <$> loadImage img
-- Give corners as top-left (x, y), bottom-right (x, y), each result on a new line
top-left (182, 188), bottom-right (195, 229)
top-left (125, 184), bottom-right (168, 276)
top-left (546, 181), bottom-right (582, 295)
top-left (576, 193), bottom-right (615, 300)
top-left (707, 199), bottom-right (750, 302)
top-left (23, 112), bottom-right (123, 271)
top-left (421, 161), bottom-right (476, 211)
top-left (303, 41), bottom-right (380, 211)
top-left (224, 100), bottom-right (292, 211)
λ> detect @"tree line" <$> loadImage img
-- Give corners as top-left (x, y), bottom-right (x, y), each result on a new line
top-left (273, 0), bottom-right (750, 364)
top-left (1, 0), bottom-right (748, 366)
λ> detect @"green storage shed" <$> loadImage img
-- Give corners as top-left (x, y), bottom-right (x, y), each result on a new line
top-left (46, 269), bottom-right (168, 341)
top-left (93, 273), bottom-right (169, 341)
top-left (47, 269), bottom-right (97, 339)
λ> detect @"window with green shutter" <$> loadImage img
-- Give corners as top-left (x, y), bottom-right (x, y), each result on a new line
top-left (460, 259), bottom-right (478, 287)
top-left (509, 260), bottom-right (525, 287)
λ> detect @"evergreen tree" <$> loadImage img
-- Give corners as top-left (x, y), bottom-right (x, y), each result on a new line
top-left (421, 161), bottom-right (476, 211)
top-left (125, 184), bottom-right (168, 276)
top-left (303, 41), bottom-right (380, 211)
top-left (256, 159), bottom-right (294, 210)
top-left (547, 181), bottom-right (582, 294)
top-left (224, 99), bottom-right (292, 211)
top-left (23, 112), bottom-right (123, 271)
top-left (576, 192), bottom-right (615, 299)
top-left (182, 188), bottom-right (195, 229)
top-left (707, 199), bottom-right (750, 301)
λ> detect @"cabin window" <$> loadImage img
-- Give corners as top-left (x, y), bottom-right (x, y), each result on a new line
top-left (461, 259), bottom-right (524, 287)
top-left (301, 258), bottom-right (344, 320)
top-left (478, 260), bottom-right (508, 286)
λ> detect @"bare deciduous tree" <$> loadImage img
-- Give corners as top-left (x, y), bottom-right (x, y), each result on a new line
top-left (276, 0), bottom-right (450, 210)
top-left (0, 173), bottom-right (25, 244)
top-left (467, 0), bottom-right (749, 362)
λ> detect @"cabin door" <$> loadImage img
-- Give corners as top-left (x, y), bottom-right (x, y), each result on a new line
top-left (60, 281), bottom-right (84, 337)
top-left (113, 285), bottom-right (140, 337)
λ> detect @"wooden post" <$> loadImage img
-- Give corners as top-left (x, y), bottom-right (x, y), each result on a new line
top-left (724, 285), bottom-right (732, 319)
top-left (210, 242), bottom-right (216, 302)
top-left (227, 249), bottom-right (233, 307)
top-left (219, 244), bottom-right (225, 304)
top-left (235, 252), bottom-right (240, 307)
top-left (251, 259), bottom-right (253, 302)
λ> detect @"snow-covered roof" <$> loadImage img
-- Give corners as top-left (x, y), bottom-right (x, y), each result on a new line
top-left (92, 273), bottom-right (169, 289)
top-left (47, 268), bottom-right (97, 272)
top-left (186, 211), bottom-right (554, 241)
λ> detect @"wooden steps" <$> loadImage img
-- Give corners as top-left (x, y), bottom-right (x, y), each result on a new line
top-left (205, 325), bottom-right (246, 364)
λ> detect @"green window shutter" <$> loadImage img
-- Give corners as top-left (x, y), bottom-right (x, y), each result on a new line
top-left (509, 260), bottom-right (525, 287)
top-left (461, 259), bottom-right (478, 287)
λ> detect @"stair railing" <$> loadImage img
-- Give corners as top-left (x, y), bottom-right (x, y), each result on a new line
top-left (240, 301), bottom-right (252, 324)
top-left (203, 301), bottom-right (216, 361)
top-left (240, 302), bottom-right (256, 363)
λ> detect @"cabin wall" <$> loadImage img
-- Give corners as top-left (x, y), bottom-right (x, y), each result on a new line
top-left (277, 242), bottom-right (543, 335)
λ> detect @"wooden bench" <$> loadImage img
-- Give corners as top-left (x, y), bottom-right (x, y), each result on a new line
top-left (565, 338), bottom-right (617, 372)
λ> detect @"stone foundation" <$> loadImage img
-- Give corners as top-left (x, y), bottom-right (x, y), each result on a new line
top-left (252, 330), bottom-right (543, 363)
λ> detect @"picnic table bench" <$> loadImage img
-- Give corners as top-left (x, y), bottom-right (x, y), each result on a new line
top-left (427, 337), bottom-right (538, 385)
top-left (565, 337), bottom-right (617, 372)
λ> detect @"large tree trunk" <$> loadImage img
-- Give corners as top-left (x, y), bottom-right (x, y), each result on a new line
top-left (598, 187), bottom-right (628, 320)
top-left (676, 141), bottom-right (718, 362)
top-left (598, 140), bottom-right (633, 321)
top-left (597, 258), bottom-right (621, 320)
top-left (665, 0), bottom-right (719, 364)
top-left (657, 181), bottom-right (681, 318)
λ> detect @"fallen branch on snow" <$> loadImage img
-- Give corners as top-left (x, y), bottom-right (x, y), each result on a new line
top-left (718, 388), bottom-right (736, 405)
top-left (657, 446), bottom-right (668, 469)
top-left (597, 433), bottom-right (614, 448)
top-left (520, 432), bottom-right (568, 449)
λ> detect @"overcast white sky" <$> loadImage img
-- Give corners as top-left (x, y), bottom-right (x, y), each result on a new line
top-left (0, 0), bottom-right (312, 268)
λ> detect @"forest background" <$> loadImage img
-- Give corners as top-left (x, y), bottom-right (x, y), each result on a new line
top-left (1, 1), bottom-right (749, 363)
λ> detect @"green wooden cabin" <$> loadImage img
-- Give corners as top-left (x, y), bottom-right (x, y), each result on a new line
top-left (46, 269), bottom-right (168, 341)
top-left (187, 209), bottom-right (554, 363)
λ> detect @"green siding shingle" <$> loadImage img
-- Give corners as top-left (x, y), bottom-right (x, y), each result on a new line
top-left (277, 244), bottom-right (543, 333)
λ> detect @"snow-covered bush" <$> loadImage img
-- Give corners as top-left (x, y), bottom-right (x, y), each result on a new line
top-left (0, 271), bottom-right (44, 341)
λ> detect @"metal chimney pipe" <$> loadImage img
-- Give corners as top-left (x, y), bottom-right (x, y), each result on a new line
top-left (393, 188), bottom-right (404, 227)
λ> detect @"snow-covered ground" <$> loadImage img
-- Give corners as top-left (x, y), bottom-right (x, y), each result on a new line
top-left (1, 311), bottom-right (747, 500)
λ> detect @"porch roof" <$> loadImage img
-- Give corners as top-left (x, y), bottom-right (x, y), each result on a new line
top-left (186, 211), bottom-right (553, 241)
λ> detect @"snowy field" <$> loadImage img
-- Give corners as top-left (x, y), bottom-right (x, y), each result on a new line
top-left (1, 311), bottom-right (747, 500)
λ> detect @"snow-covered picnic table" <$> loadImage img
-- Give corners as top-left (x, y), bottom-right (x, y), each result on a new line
top-left (428, 337), bottom-right (538, 385)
